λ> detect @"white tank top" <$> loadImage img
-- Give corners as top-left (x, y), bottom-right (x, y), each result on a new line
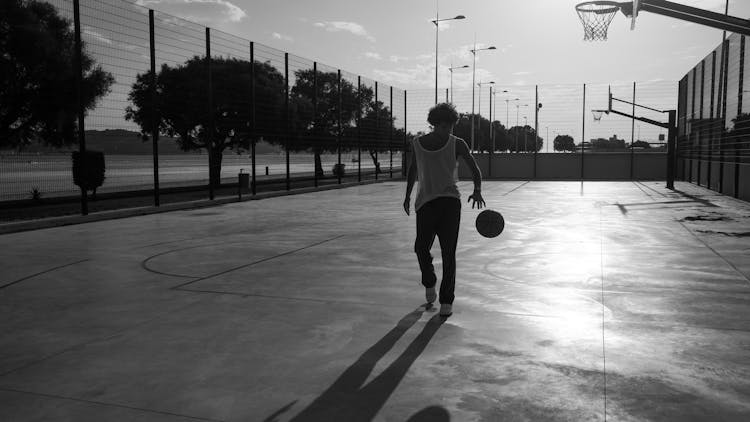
top-left (412, 134), bottom-right (460, 211)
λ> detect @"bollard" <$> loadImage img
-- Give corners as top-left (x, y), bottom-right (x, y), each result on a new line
top-left (265, 166), bottom-right (269, 176)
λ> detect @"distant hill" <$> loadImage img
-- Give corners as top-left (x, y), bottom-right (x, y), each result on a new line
top-left (2, 129), bottom-right (283, 155)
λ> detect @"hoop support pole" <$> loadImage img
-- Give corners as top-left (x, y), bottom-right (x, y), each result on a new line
top-left (608, 108), bottom-right (671, 129)
top-left (641, 0), bottom-right (750, 36)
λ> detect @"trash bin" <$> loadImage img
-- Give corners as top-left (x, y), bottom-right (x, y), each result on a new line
top-left (238, 171), bottom-right (249, 189)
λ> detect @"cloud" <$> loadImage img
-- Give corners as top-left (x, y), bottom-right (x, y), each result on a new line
top-left (513, 71), bottom-right (531, 76)
top-left (389, 55), bottom-right (409, 63)
top-left (272, 32), bottom-right (294, 42)
top-left (135, 0), bottom-right (247, 23)
top-left (364, 52), bottom-right (382, 60)
top-left (313, 21), bottom-right (375, 42)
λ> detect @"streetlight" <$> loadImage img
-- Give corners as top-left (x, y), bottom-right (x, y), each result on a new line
top-left (432, 10), bottom-right (465, 105)
top-left (448, 64), bottom-right (469, 103)
top-left (505, 97), bottom-right (519, 128)
top-left (490, 89), bottom-right (503, 151)
top-left (470, 43), bottom-right (496, 150)
top-left (523, 116), bottom-right (528, 152)
top-left (514, 103), bottom-right (528, 152)
top-left (477, 81), bottom-right (494, 120)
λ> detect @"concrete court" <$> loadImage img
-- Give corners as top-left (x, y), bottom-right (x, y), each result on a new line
top-left (1, 180), bottom-right (749, 422)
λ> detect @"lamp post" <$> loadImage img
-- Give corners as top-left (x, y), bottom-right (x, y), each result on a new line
top-left (477, 81), bottom-right (494, 119)
top-left (514, 103), bottom-right (528, 152)
top-left (476, 81), bottom-right (494, 153)
top-left (505, 97), bottom-right (519, 128)
top-left (470, 43), bottom-right (496, 151)
top-left (432, 10), bottom-right (465, 105)
top-left (490, 88), bottom-right (502, 151)
top-left (448, 64), bottom-right (469, 103)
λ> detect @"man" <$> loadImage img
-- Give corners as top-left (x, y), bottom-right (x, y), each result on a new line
top-left (404, 103), bottom-right (485, 317)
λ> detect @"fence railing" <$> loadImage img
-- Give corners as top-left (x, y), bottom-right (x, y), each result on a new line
top-left (1, 0), bottom-right (407, 207)
top-left (3, 0), bottom-right (689, 212)
top-left (678, 32), bottom-right (750, 201)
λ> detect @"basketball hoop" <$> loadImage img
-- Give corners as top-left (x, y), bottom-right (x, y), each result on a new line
top-left (576, 1), bottom-right (621, 41)
top-left (592, 109), bottom-right (607, 122)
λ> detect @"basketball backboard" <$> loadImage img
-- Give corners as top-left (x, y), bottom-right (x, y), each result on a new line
top-left (631, 0), bottom-right (641, 29)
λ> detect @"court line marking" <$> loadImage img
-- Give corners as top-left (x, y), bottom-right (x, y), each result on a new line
top-left (0, 387), bottom-right (222, 422)
top-left (170, 235), bottom-right (346, 290)
top-left (676, 221), bottom-right (750, 285)
top-left (0, 259), bottom-right (90, 290)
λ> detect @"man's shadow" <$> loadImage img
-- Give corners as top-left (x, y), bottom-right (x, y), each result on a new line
top-left (263, 307), bottom-right (449, 422)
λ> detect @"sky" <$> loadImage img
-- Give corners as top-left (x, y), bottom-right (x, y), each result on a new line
top-left (72, 0), bottom-right (750, 144)
top-left (131, 0), bottom-right (750, 90)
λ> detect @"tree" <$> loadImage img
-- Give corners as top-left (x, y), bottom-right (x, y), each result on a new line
top-left (590, 135), bottom-right (626, 151)
top-left (507, 126), bottom-right (543, 153)
top-left (453, 113), bottom-right (492, 152)
top-left (554, 134), bottom-right (576, 152)
top-left (358, 98), bottom-right (397, 173)
top-left (289, 69), bottom-right (365, 176)
top-left (125, 56), bottom-right (286, 187)
top-left (0, 0), bottom-right (114, 149)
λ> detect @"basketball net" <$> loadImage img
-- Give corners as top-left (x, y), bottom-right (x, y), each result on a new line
top-left (592, 110), bottom-right (604, 122)
top-left (576, 1), bottom-right (620, 41)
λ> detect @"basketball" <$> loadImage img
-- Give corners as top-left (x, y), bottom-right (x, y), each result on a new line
top-left (476, 210), bottom-right (504, 238)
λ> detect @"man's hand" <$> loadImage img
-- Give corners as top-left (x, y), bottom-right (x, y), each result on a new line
top-left (468, 190), bottom-right (485, 209)
top-left (403, 196), bottom-right (411, 215)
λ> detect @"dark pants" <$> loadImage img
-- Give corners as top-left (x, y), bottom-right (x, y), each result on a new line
top-left (414, 197), bottom-right (461, 304)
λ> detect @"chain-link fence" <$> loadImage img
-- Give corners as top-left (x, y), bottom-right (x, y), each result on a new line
top-left (0, 0), bottom-right (406, 212)
top-left (678, 32), bottom-right (750, 201)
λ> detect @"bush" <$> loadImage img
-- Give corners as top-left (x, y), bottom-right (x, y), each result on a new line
top-left (72, 150), bottom-right (106, 198)
top-left (332, 163), bottom-right (345, 177)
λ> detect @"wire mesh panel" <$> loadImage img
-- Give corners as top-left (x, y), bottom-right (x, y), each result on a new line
top-left (390, 87), bottom-right (407, 178)
top-left (78, 0), bottom-right (154, 195)
top-left (357, 76), bottom-right (378, 182)
top-left (340, 69), bottom-right (360, 182)
top-left (287, 53), bottom-right (317, 190)
top-left (678, 33), bottom-right (750, 200)
top-left (535, 85), bottom-right (585, 154)
top-left (150, 8), bottom-right (210, 196)
top-left (252, 42), bottom-right (287, 182)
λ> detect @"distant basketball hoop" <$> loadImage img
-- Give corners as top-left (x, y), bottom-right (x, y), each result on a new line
top-left (576, 1), bottom-right (621, 41)
top-left (592, 109), bottom-right (607, 122)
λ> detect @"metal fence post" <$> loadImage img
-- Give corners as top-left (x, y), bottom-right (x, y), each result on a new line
top-left (375, 81), bottom-right (379, 180)
top-left (206, 27), bottom-right (214, 200)
top-left (73, 0), bottom-right (87, 215)
top-left (708, 50), bottom-right (716, 190)
top-left (698, 60), bottom-right (705, 186)
top-left (736, 36), bottom-right (745, 198)
top-left (337, 69), bottom-right (342, 185)
top-left (404, 90), bottom-right (408, 178)
top-left (390, 86), bottom-right (394, 179)
top-left (313, 62), bottom-right (318, 188)
top-left (285, 52), bottom-right (290, 191)
top-left (250, 42), bottom-right (256, 196)
top-left (358, 76), bottom-right (362, 182)
top-left (631, 82), bottom-right (636, 180)
top-left (719, 38), bottom-right (730, 194)
top-left (581, 83), bottom-right (586, 180)
top-left (149, 10), bottom-right (159, 206)
top-left (534, 85), bottom-right (539, 179)
top-left (667, 110), bottom-right (677, 190)
top-left (688, 66), bottom-right (700, 183)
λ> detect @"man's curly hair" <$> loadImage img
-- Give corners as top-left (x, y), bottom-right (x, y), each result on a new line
top-left (427, 102), bottom-right (459, 127)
